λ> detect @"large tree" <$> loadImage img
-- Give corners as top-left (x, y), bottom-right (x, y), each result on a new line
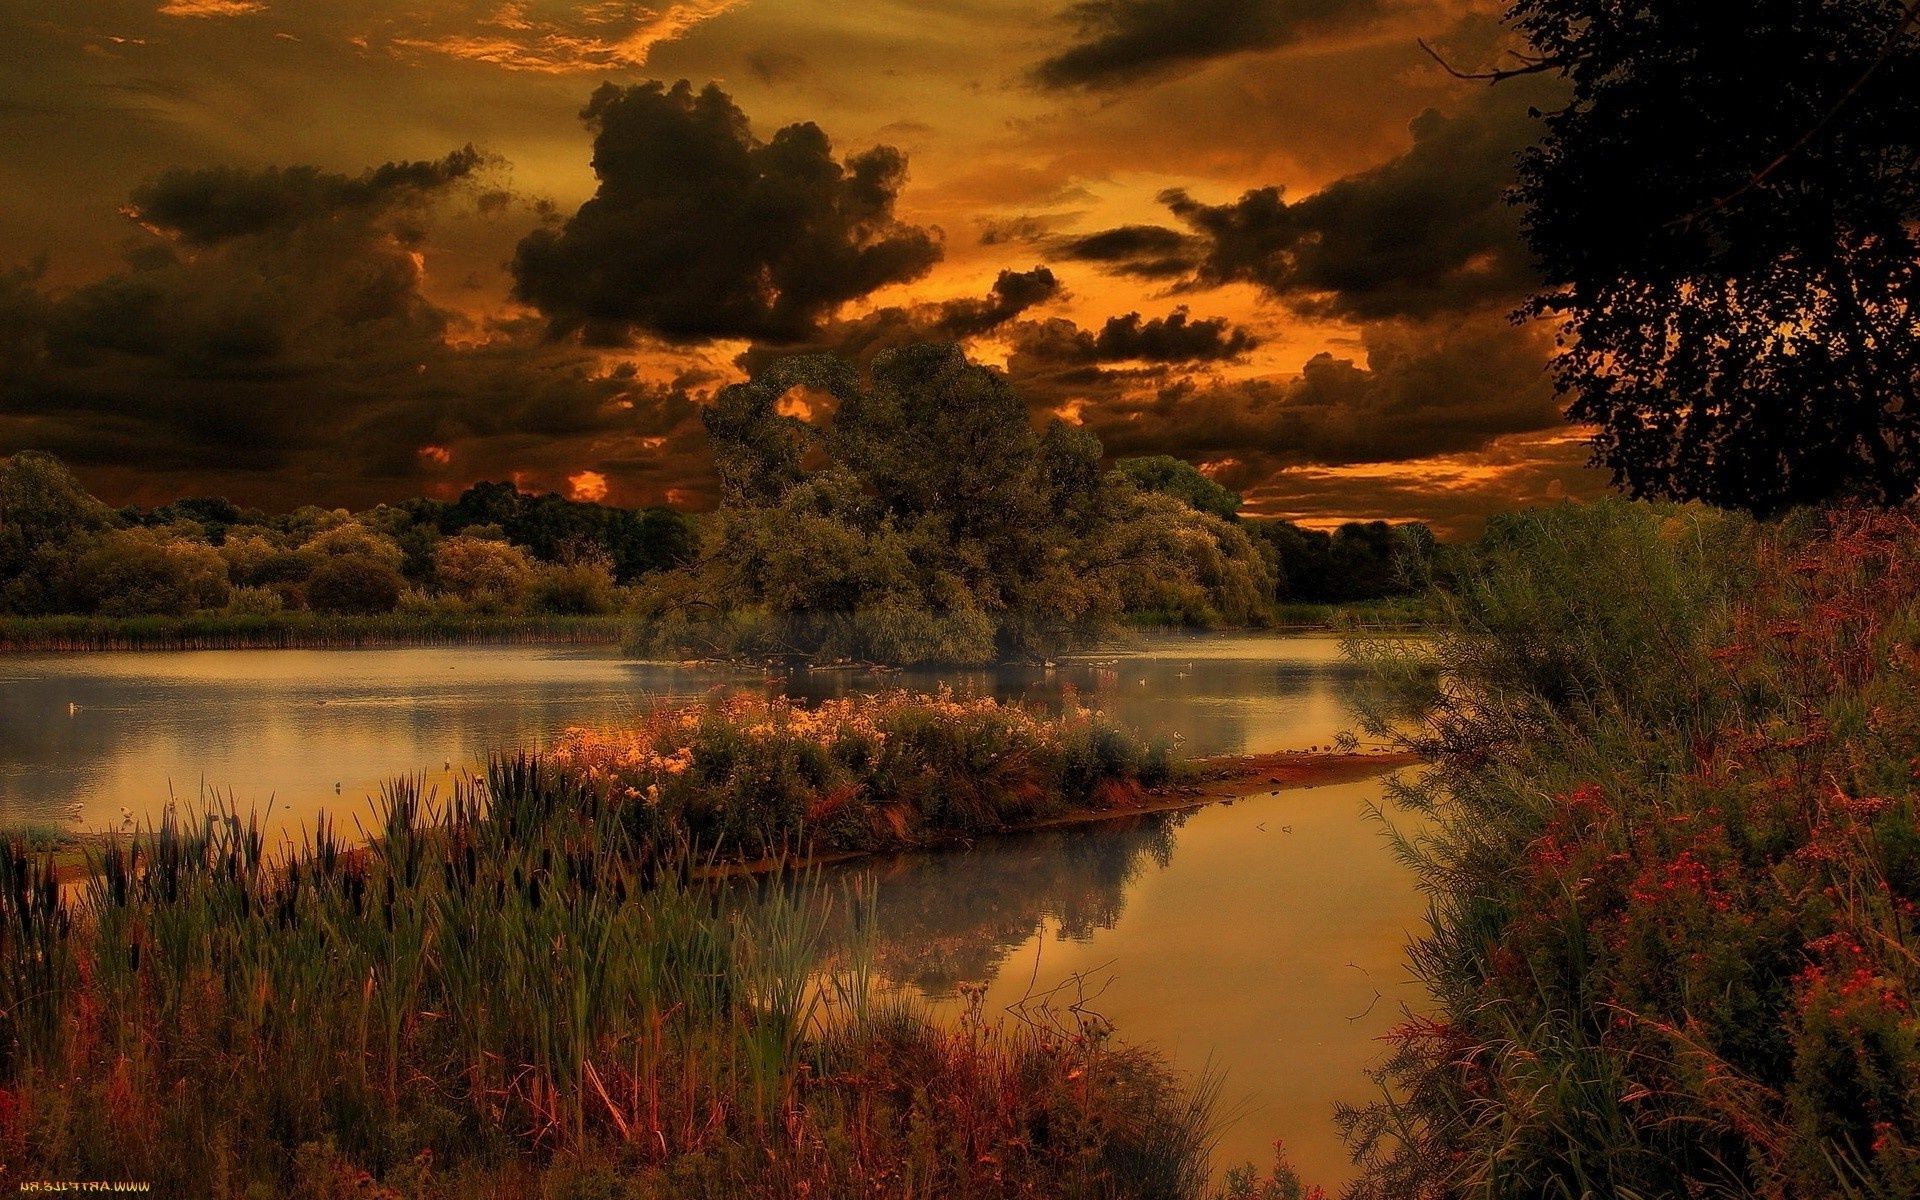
top-left (1509, 0), bottom-right (1920, 512)
top-left (687, 344), bottom-right (1271, 662)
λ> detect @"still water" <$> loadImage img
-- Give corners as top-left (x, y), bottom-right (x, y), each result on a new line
top-left (0, 634), bottom-right (1421, 1184)
top-left (0, 634), bottom-right (1365, 834)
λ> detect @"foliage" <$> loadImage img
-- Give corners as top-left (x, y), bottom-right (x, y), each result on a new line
top-left (0, 451), bottom-right (694, 624)
top-left (0, 753), bottom-right (1229, 1198)
top-left (1509, 0), bottom-right (1920, 512)
top-left (1244, 518), bottom-right (1435, 604)
top-left (306, 554), bottom-right (405, 615)
top-left (547, 689), bottom-right (1175, 862)
top-left (1344, 501), bottom-right (1920, 1199)
top-left (680, 344), bottom-right (1275, 664)
top-left (1116, 455), bottom-right (1244, 522)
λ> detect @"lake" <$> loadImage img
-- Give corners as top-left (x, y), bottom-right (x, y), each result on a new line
top-left (0, 633), bottom-right (1424, 1185)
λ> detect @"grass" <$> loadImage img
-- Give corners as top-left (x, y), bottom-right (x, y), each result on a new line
top-left (0, 611), bottom-right (632, 651)
top-left (1341, 500), bottom-right (1920, 1199)
top-left (545, 689), bottom-right (1177, 865)
top-left (0, 747), bottom-right (1276, 1199)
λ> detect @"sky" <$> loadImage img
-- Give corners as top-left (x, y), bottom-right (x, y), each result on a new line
top-left (0, 0), bottom-right (1612, 535)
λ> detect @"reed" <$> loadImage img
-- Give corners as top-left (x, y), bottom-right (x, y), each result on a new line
top-left (0, 748), bottom-right (1240, 1198)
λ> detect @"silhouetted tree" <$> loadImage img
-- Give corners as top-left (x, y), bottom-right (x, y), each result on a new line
top-left (1510, 0), bottom-right (1920, 512)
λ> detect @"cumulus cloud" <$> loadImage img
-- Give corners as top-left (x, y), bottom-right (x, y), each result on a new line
top-left (1033, 0), bottom-right (1383, 89)
top-left (1012, 308), bottom-right (1259, 365)
top-left (1048, 224), bottom-right (1201, 279)
top-left (512, 81), bottom-right (943, 345)
top-left (1, 153), bottom-right (713, 509)
top-left (732, 266), bottom-right (1066, 376)
top-left (1059, 82), bottom-right (1555, 320)
top-left (128, 149), bottom-right (485, 246)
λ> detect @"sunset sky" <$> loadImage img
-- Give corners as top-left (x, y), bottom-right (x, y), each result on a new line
top-left (0, 0), bottom-right (1611, 535)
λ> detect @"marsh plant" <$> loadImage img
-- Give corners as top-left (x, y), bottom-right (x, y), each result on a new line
top-left (546, 689), bottom-right (1175, 863)
top-left (0, 748), bottom-right (1244, 1198)
top-left (1344, 501), bottom-right (1920, 1199)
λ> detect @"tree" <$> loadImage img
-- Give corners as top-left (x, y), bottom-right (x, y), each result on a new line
top-left (1114, 455), bottom-right (1243, 522)
top-left (691, 343), bottom-right (1272, 662)
top-left (306, 555), bottom-right (403, 614)
top-left (433, 534), bottom-right (534, 608)
top-left (1509, 0), bottom-right (1920, 512)
top-left (72, 528), bottom-right (231, 616)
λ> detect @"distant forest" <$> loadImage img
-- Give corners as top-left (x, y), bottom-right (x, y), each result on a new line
top-left (0, 348), bottom-right (1435, 660)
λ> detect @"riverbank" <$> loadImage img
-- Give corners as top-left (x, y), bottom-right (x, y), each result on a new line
top-left (0, 601), bottom-right (1430, 653)
top-left (0, 717), bottom-right (1343, 1198)
top-left (0, 611), bottom-right (634, 651)
top-left (1341, 502), bottom-right (1920, 1200)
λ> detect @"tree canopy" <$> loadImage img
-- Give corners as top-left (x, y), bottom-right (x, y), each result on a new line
top-left (673, 343), bottom-right (1273, 662)
top-left (1512, 0), bottom-right (1920, 513)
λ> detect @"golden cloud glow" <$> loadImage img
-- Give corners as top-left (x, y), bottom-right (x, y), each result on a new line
top-left (157, 1), bottom-right (266, 16)
top-left (567, 469), bottom-right (610, 502)
top-left (388, 1), bottom-right (744, 73)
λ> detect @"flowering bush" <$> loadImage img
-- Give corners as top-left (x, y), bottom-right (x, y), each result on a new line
top-left (548, 689), bottom-right (1173, 861)
top-left (1346, 504), bottom-right (1920, 1199)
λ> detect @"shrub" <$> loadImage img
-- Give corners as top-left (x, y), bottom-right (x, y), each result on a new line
top-left (71, 527), bottom-right (231, 616)
top-left (305, 553), bottom-right (404, 614)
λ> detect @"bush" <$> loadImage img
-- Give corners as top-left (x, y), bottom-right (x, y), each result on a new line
top-left (530, 560), bottom-right (619, 615)
top-left (305, 553), bottom-right (403, 614)
top-left (434, 534), bottom-right (534, 609)
top-left (1344, 502), bottom-right (1920, 1200)
top-left (71, 527), bottom-right (231, 616)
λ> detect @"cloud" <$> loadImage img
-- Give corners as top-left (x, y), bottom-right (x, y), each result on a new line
top-left (1027, 308), bottom-right (1559, 474)
top-left (1, 153), bottom-right (715, 509)
top-left (930, 267), bottom-right (1065, 338)
top-left (1048, 224), bottom-right (1202, 279)
top-left (512, 80), bottom-right (942, 345)
top-left (1033, 0), bottom-right (1384, 90)
top-left (127, 149), bottom-right (485, 246)
top-left (1012, 307), bottom-right (1259, 365)
top-left (386, 1), bottom-right (745, 74)
top-left (157, 1), bottom-right (267, 16)
top-left (1241, 428), bottom-right (1608, 538)
top-left (1155, 82), bottom-right (1550, 319)
top-left (732, 266), bottom-right (1066, 376)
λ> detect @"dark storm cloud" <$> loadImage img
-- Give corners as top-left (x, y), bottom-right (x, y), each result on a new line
top-left (1049, 224), bottom-right (1201, 279)
top-left (931, 267), bottom-right (1064, 338)
top-left (511, 80), bottom-right (942, 346)
top-left (0, 154), bottom-right (712, 509)
top-left (732, 266), bottom-right (1065, 376)
top-left (1012, 308), bottom-right (1259, 365)
top-left (1033, 0), bottom-right (1384, 90)
top-left (128, 149), bottom-right (486, 246)
top-left (1060, 311), bottom-right (1559, 471)
top-left (1156, 84), bottom-right (1549, 319)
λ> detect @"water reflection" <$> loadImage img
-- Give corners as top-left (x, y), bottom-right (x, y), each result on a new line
top-left (841, 776), bottom-right (1427, 1188)
top-left (850, 812), bottom-right (1184, 997)
top-left (0, 635), bottom-right (1364, 833)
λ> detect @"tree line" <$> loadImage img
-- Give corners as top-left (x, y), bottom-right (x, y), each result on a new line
top-left (0, 345), bottom-right (1433, 657)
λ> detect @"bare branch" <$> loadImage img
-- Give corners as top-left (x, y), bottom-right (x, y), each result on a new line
top-left (1417, 38), bottom-right (1562, 84)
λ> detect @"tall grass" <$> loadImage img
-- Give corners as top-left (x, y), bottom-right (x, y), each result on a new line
top-left (0, 745), bottom-right (1243, 1197)
top-left (1343, 500), bottom-right (1920, 1199)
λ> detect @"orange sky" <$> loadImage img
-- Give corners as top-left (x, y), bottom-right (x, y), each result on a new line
top-left (0, 0), bottom-right (1611, 535)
